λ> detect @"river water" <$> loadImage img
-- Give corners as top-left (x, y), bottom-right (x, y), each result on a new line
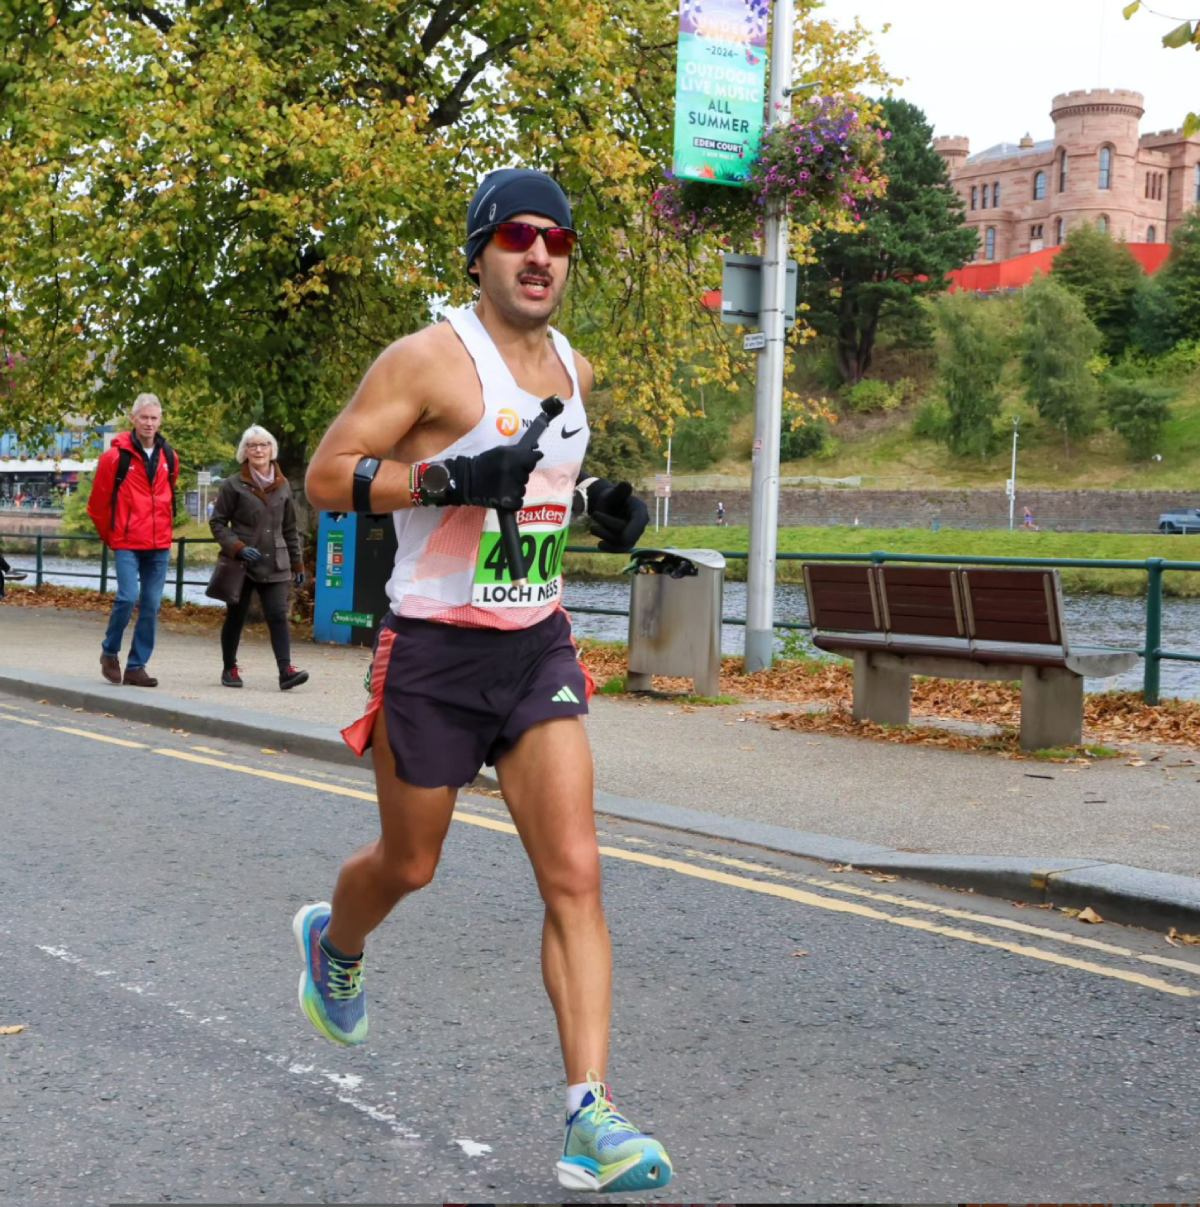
top-left (13, 554), bottom-right (1200, 700)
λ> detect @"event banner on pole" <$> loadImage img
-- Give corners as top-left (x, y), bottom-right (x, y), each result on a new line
top-left (672, 0), bottom-right (769, 187)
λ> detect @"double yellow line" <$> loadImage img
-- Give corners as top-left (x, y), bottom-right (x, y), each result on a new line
top-left (4, 706), bottom-right (1198, 998)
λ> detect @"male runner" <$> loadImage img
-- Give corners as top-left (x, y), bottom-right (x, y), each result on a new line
top-left (298, 167), bottom-right (669, 1195)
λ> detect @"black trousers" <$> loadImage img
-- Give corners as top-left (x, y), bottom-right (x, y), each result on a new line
top-left (221, 578), bottom-right (292, 671)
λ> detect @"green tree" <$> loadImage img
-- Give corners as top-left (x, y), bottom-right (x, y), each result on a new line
top-left (1103, 375), bottom-right (1175, 460)
top-left (797, 98), bottom-right (978, 384)
top-left (933, 292), bottom-right (1008, 458)
top-left (1130, 274), bottom-right (1179, 356)
top-left (0, 1), bottom-right (887, 494)
top-left (1018, 275), bottom-right (1100, 454)
top-left (1155, 209), bottom-right (1200, 344)
top-left (1050, 224), bottom-right (1143, 355)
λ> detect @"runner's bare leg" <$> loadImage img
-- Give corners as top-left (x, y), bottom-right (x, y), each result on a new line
top-left (497, 716), bottom-right (611, 1083)
top-left (324, 709), bottom-right (458, 955)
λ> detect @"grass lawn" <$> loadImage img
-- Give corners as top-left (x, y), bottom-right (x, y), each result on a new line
top-left (566, 524), bottom-right (1200, 595)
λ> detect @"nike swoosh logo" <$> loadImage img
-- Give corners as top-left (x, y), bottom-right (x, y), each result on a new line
top-left (562, 426), bottom-right (583, 439)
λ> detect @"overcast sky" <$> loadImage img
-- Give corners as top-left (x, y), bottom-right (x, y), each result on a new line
top-left (823, 0), bottom-right (1200, 152)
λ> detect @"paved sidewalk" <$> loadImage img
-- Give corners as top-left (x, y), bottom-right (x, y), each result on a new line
top-left (2, 602), bottom-right (1200, 932)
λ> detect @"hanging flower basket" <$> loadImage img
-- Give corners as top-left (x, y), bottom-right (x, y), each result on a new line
top-left (651, 174), bottom-right (761, 245)
top-left (750, 94), bottom-right (887, 221)
top-left (652, 94), bottom-right (887, 244)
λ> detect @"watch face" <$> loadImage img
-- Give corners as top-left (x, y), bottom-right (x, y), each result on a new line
top-left (421, 462), bottom-right (451, 500)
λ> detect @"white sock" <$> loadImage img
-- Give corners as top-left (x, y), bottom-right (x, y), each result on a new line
top-left (566, 1081), bottom-right (592, 1115)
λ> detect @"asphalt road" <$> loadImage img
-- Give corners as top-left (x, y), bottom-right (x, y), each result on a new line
top-left (3, 693), bottom-right (1200, 1205)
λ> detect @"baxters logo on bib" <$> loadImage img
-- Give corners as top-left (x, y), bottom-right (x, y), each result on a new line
top-left (517, 503), bottom-right (567, 527)
top-left (496, 409), bottom-right (520, 437)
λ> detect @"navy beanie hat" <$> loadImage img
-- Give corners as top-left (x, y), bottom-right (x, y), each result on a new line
top-left (465, 168), bottom-right (574, 280)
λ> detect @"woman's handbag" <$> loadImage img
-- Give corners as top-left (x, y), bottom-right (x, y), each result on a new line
top-left (205, 554), bottom-right (246, 604)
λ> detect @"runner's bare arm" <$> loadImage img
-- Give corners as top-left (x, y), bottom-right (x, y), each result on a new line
top-left (574, 351), bottom-right (594, 401)
top-left (305, 335), bottom-right (437, 513)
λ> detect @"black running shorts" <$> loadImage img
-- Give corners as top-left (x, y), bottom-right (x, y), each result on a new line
top-left (341, 609), bottom-right (592, 788)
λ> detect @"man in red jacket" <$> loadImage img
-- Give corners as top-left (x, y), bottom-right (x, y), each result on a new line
top-left (87, 393), bottom-right (181, 686)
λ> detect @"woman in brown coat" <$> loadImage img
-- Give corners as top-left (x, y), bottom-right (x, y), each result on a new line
top-left (209, 424), bottom-right (309, 690)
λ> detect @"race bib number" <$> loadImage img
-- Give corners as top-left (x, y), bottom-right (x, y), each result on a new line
top-left (471, 500), bottom-right (569, 609)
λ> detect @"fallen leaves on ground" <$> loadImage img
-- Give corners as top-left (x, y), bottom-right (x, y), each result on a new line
top-left (4, 583), bottom-right (225, 631)
top-left (578, 643), bottom-right (1200, 756)
top-left (7, 590), bottom-right (1198, 757)
top-left (1166, 927), bottom-right (1200, 946)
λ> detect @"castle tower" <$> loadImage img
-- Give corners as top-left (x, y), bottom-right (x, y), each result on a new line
top-left (933, 135), bottom-right (970, 176)
top-left (1049, 90), bottom-right (1145, 237)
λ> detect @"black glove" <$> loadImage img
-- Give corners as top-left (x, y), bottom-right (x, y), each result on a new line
top-left (239, 546), bottom-right (263, 564)
top-left (443, 445), bottom-right (543, 511)
top-left (575, 477), bottom-right (648, 553)
top-left (293, 570), bottom-right (305, 587)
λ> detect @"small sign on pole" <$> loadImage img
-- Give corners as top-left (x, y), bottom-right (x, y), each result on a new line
top-left (720, 254), bottom-right (799, 329)
top-left (743, 331), bottom-right (766, 351)
top-left (197, 471), bottom-right (212, 486)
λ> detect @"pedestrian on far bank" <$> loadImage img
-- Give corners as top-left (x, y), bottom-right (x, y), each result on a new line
top-left (1022, 506), bottom-right (1039, 531)
top-left (715, 499), bottom-right (725, 526)
top-left (87, 392), bottom-right (181, 687)
top-left (208, 424), bottom-right (308, 691)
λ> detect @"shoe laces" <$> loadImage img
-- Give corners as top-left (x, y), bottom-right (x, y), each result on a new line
top-left (326, 957), bottom-right (364, 1001)
top-left (579, 1070), bottom-right (638, 1136)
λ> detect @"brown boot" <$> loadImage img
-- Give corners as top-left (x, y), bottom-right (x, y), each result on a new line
top-left (100, 654), bottom-right (121, 684)
top-left (123, 666), bottom-right (158, 687)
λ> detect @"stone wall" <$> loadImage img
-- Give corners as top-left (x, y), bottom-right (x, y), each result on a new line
top-left (662, 489), bottom-right (1199, 533)
top-left (0, 510), bottom-right (64, 538)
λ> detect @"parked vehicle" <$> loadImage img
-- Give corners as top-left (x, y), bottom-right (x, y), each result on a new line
top-left (1158, 507), bottom-right (1200, 534)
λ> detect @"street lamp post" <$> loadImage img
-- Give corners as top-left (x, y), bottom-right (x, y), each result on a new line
top-left (744, 0), bottom-right (794, 673)
top-left (1008, 417), bottom-right (1019, 531)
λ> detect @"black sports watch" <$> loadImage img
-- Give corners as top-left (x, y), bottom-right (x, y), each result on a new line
top-left (416, 461), bottom-right (453, 506)
top-left (352, 456), bottom-right (381, 513)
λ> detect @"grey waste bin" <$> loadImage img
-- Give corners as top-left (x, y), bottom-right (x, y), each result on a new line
top-left (626, 548), bottom-right (725, 697)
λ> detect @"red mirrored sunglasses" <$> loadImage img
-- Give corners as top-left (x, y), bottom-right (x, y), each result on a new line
top-left (486, 220), bottom-right (578, 257)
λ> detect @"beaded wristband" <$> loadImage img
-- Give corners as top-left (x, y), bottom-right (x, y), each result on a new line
top-left (409, 461), bottom-right (433, 507)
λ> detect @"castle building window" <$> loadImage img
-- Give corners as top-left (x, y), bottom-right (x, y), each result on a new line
top-left (1194, 163), bottom-right (1200, 202)
top-left (1058, 151), bottom-right (1068, 193)
top-left (981, 185), bottom-right (988, 210)
top-left (1030, 224), bottom-right (1044, 240)
top-left (985, 226), bottom-right (996, 259)
top-left (1033, 170), bottom-right (1046, 201)
top-left (970, 185), bottom-right (977, 210)
top-left (993, 181), bottom-right (1000, 207)
top-left (1054, 217), bottom-right (1064, 245)
top-left (1097, 214), bottom-right (1109, 234)
top-left (1099, 146), bottom-right (1112, 190)
top-left (1147, 225), bottom-right (1157, 243)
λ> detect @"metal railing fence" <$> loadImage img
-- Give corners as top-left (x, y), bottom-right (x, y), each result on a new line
top-left (3, 532), bottom-right (1199, 705)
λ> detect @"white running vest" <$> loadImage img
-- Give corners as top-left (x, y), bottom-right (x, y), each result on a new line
top-left (384, 306), bottom-right (589, 630)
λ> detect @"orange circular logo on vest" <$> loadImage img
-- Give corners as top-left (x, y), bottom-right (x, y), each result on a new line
top-left (496, 409), bottom-right (520, 437)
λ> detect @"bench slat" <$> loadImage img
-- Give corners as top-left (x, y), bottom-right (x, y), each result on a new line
top-left (803, 564), bottom-right (878, 632)
top-left (961, 569), bottom-right (1061, 645)
top-left (878, 567), bottom-right (963, 638)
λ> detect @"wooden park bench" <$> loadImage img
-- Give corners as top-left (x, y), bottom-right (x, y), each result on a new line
top-left (801, 563), bottom-right (1140, 751)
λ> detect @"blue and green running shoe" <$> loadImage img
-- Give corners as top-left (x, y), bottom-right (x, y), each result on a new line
top-left (292, 901), bottom-right (367, 1046)
top-left (556, 1072), bottom-right (672, 1194)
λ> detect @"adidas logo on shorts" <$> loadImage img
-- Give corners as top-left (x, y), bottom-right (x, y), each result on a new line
top-left (552, 685), bottom-right (580, 704)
